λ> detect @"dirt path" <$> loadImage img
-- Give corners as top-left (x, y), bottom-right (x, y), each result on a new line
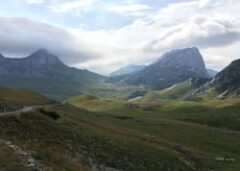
top-left (0, 105), bottom-right (53, 117)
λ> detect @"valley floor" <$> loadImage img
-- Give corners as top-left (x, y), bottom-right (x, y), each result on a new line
top-left (1, 95), bottom-right (240, 171)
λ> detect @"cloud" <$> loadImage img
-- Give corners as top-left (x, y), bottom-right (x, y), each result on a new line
top-left (72, 0), bottom-right (240, 74)
top-left (147, 15), bottom-right (240, 51)
top-left (108, 3), bottom-right (151, 17)
top-left (50, 0), bottom-right (98, 13)
top-left (0, 17), bottom-right (97, 64)
top-left (26, 0), bottom-right (45, 4)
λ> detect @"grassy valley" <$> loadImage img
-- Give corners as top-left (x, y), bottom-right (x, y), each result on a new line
top-left (0, 89), bottom-right (195, 171)
top-left (66, 94), bottom-right (240, 171)
top-left (1, 86), bottom-right (240, 170)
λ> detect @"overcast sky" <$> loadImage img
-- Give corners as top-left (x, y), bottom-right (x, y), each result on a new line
top-left (0, 0), bottom-right (239, 75)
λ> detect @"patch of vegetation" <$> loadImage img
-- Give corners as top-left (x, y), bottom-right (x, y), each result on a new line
top-left (140, 82), bottom-right (195, 102)
top-left (0, 105), bottom-right (194, 171)
top-left (39, 108), bottom-right (60, 120)
top-left (0, 87), bottom-right (55, 112)
top-left (68, 95), bottom-right (240, 171)
top-left (66, 94), bottom-right (125, 112)
top-left (112, 115), bottom-right (134, 120)
top-left (1, 86), bottom-right (240, 171)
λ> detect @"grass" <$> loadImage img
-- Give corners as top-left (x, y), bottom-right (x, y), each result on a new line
top-left (67, 95), bottom-right (240, 171)
top-left (0, 105), bottom-right (195, 171)
top-left (66, 94), bottom-right (125, 112)
top-left (0, 86), bottom-right (55, 111)
top-left (1, 87), bottom-right (240, 170)
top-left (142, 82), bottom-right (192, 101)
top-left (88, 83), bottom-right (147, 100)
top-left (0, 144), bottom-right (26, 171)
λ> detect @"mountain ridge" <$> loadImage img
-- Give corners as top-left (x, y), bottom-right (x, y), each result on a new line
top-left (107, 47), bottom-right (209, 90)
top-left (110, 64), bottom-right (146, 76)
top-left (0, 49), bottom-right (105, 101)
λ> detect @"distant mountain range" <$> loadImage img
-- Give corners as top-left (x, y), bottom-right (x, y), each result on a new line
top-left (110, 65), bottom-right (146, 76)
top-left (0, 49), bottom-right (104, 101)
top-left (206, 68), bottom-right (218, 77)
top-left (0, 47), bottom-right (237, 101)
top-left (111, 64), bottom-right (218, 78)
top-left (107, 47), bottom-right (210, 89)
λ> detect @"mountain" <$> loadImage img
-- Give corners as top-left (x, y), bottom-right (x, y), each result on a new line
top-left (200, 58), bottom-right (240, 98)
top-left (213, 59), bottom-right (240, 92)
top-left (141, 77), bottom-right (210, 101)
top-left (0, 49), bottom-right (104, 101)
top-left (142, 58), bottom-right (240, 101)
top-left (207, 68), bottom-right (218, 77)
top-left (110, 64), bottom-right (146, 76)
top-left (107, 47), bottom-right (209, 90)
top-left (176, 58), bottom-right (240, 100)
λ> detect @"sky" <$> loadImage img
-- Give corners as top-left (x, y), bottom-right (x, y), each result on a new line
top-left (0, 0), bottom-right (239, 75)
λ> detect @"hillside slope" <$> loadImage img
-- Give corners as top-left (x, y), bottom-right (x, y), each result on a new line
top-left (0, 49), bottom-right (105, 101)
top-left (66, 95), bottom-right (240, 171)
top-left (208, 58), bottom-right (240, 95)
top-left (1, 86), bottom-right (240, 170)
top-left (187, 58), bottom-right (240, 100)
top-left (0, 86), bottom-right (54, 112)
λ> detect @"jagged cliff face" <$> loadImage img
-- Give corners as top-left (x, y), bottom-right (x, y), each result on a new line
top-left (207, 59), bottom-right (240, 94)
top-left (0, 49), bottom-right (104, 101)
top-left (158, 47), bottom-right (207, 77)
top-left (107, 47), bottom-right (208, 90)
top-left (182, 58), bottom-right (240, 100)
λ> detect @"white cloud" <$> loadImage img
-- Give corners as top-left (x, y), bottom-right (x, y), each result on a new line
top-left (27, 0), bottom-right (45, 4)
top-left (71, 0), bottom-right (240, 74)
top-left (108, 3), bottom-right (151, 17)
top-left (0, 17), bottom-right (97, 64)
top-left (50, 0), bottom-right (98, 13)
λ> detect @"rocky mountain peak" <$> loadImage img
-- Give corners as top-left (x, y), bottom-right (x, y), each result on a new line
top-left (27, 49), bottom-right (64, 67)
top-left (107, 47), bottom-right (209, 90)
top-left (158, 47), bottom-right (207, 77)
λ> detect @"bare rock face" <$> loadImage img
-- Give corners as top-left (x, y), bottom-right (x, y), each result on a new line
top-left (185, 58), bottom-right (240, 99)
top-left (158, 47), bottom-right (207, 77)
top-left (208, 58), bottom-right (240, 93)
top-left (107, 47), bottom-right (209, 90)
